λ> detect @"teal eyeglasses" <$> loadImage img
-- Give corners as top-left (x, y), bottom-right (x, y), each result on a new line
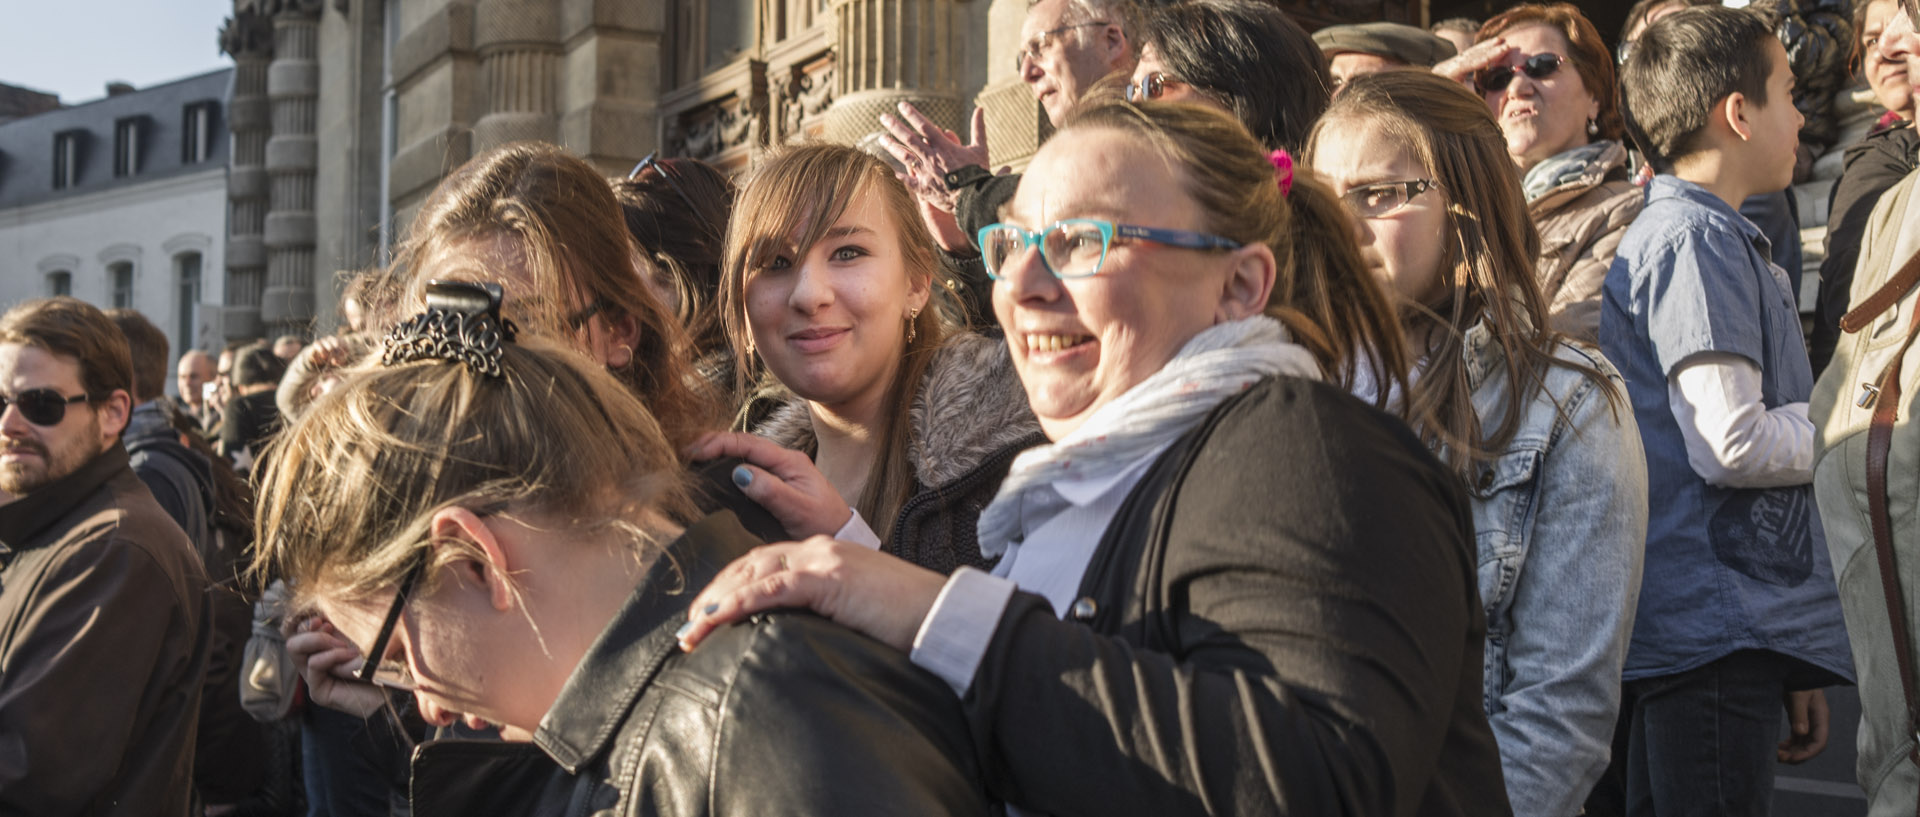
top-left (976, 218), bottom-right (1243, 280)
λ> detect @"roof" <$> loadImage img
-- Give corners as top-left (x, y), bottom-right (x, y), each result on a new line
top-left (0, 68), bottom-right (232, 210)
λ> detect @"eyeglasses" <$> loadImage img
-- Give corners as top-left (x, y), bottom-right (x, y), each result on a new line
top-left (628, 151), bottom-right (697, 212)
top-left (0, 388), bottom-right (92, 427)
top-left (1125, 71), bottom-right (1184, 102)
top-left (1475, 52), bottom-right (1565, 92)
top-left (1014, 22), bottom-right (1109, 71)
top-left (1339, 179), bottom-right (1440, 220)
top-left (565, 297), bottom-right (609, 332)
top-left (977, 218), bottom-right (1243, 280)
top-left (354, 556), bottom-right (426, 691)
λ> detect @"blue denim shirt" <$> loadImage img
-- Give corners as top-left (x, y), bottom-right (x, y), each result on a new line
top-left (1598, 175), bottom-right (1853, 687)
top-left (1461, 322), bottom-right (1647, 817)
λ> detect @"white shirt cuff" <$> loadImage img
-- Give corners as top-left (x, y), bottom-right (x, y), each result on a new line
top-left (909, 567), bottom-right (1017, 696)
top-left (833, 509), bottom-right (882, 550)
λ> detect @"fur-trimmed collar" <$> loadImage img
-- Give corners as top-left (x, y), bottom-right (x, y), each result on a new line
top-left (753, 332), bottom-right (1043, 488)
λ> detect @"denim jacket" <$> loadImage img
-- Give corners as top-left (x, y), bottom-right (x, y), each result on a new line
top-left (1460, 322), bottom-right (1648, 817)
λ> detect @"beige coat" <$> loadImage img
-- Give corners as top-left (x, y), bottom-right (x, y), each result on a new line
top-left (1812, 167), bottom-right (1920, 815)
top-left (1529, 142), bottom-right (1644, 343)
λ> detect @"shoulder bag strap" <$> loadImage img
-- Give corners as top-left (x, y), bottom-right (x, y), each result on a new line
top-left (1851, 267), bottom-right (1920, 815)
top-left (1842, 250), bottom-right (1920, 334)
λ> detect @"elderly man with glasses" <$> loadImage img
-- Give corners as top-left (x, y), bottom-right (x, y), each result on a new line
top-left (877, 0), bottom-right (1141, 321)
top-left (0, 296), bottom-right (211, 816)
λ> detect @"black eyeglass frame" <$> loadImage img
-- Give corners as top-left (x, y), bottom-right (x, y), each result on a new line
top-left (354, 556), bottom-right (428, 686)
top-left (0, 389), bottom-right (94, 427)
top-left (1475, 52), bottom-right (1566, 93)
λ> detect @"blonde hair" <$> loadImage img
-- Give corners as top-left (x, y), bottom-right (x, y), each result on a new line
top-left (393, 142), bottom-right (720, 451)
top-left (1308, 70), bottom-right (1619, 481)
top-left (720, 143), bottom-right (951, 541)
top-left (252, 337), bottom-right (696, 609)
top-left (1058, 94), bottom-right (1412, 400)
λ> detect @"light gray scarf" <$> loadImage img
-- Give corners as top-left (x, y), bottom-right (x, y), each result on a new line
top-left (976, 316), bottom-right (1321, 558)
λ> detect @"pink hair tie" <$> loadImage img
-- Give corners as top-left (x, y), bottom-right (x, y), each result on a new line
top-left (1269, 149), bottom-right (1295, 198)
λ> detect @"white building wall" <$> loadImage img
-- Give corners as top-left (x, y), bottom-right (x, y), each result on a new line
top-left (0, 168), bottom-right (228, 395)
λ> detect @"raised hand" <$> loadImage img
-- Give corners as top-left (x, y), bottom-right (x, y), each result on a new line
top-left (1433, 37), bottom-right (1514, 88)
top-left (879, 102), bottom-right (991, 214)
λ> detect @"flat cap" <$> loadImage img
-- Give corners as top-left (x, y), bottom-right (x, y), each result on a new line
top-left (1312, 22), bottom-right (1459, 68)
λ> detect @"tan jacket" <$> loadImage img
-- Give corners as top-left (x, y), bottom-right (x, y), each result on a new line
top-left (1812, 167), bottom-right (1920, 815)
top-left (0, 445), bottom-right (211, 815)
top-left (1529, 142), bottom-right (1645, 343)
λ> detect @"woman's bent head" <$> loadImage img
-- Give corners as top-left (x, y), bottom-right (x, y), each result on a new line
top-left (254, 327), bottom-right (695, 731)
top-left (991, 96), bottom-right (1407, 438)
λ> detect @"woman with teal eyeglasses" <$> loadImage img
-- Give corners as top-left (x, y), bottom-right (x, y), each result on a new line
top-left (678, 96), bottom-right (1512, 816)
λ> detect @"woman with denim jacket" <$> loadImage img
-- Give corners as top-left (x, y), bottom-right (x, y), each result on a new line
top-left (1308, 70), bottom-right (1648, 817)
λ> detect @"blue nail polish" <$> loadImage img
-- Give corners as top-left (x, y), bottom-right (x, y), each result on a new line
top-left (702, 603), bottom-right (720, 616)
top-left (673, 620), bottom-right (696, 642)
top-left (731, 465), bottom-right (752, 488)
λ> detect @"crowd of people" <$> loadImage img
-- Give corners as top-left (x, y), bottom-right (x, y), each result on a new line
top-left (3, 0), bottom-right (1920, 815)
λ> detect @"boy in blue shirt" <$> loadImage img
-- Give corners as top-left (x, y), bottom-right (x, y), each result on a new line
top-left (1601, 7), bottom-right (1854, 815)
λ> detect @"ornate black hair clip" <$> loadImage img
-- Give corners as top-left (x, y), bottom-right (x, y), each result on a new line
top-left (381, 280), bottom-right (519, 379)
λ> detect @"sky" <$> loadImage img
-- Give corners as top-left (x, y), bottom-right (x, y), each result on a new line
top-left (0, 0), bottom-right (237, 106)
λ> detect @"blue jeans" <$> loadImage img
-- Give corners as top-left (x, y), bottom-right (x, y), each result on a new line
top-left (1620, 649), bottom-right (1793, 817)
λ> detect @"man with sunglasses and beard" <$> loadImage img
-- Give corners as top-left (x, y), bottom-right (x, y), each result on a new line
top-left (0, 297), bottom-right (211, 816)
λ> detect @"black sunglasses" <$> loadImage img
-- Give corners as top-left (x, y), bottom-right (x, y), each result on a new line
top-left (1, 388), bottom-right (92, 427)
top-left (1476, 52), bottom-right (1565, 92)
top-left (628, 151), bottom-right (698, 213)
top-left (354, 555), bottom-right (427, 688)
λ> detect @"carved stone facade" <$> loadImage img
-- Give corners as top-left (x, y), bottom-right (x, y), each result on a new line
top-left (223, 0), bottom-right (1426, 332)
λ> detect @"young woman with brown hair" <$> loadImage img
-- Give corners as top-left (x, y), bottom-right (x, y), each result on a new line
top-left (1307, 69), bottom-right (1646, 817)
top-left (679, 97), bottom-right (1507, 816)
top-left (256, 291), bottom-right (993, 814)
top-left (691, 143), bottom-right (1044, 574)
top-left (393, 141), bottom-right (720, 452)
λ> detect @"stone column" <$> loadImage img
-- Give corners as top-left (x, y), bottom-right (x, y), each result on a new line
top-left (472, 0), bottom-right (561, 150)
top-left (220, 6), bottom-right (274, 343)
top-left (823, 0), bottom-right (966, 145)
top-left (261, 0), bottom-right (323, 337)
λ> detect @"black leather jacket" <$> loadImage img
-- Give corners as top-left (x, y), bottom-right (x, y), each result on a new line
top-left (408, 511), bottom-right (994, 817)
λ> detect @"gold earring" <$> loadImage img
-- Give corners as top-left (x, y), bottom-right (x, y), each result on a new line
top-left (614, 343), bottom-right (633, 369)
top-left (906, 309), bottom-right (920, 344)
